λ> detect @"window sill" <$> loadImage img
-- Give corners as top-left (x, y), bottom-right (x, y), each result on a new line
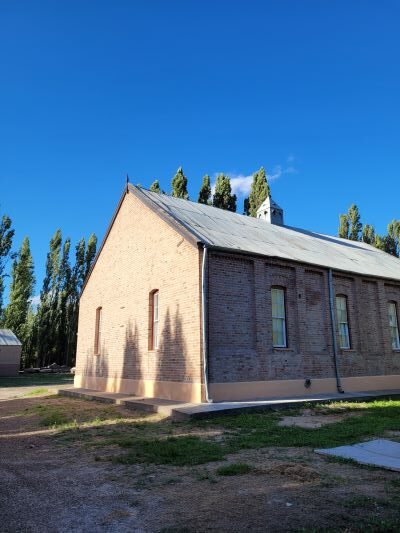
top-left (340, 349), bottom-right (356, 353)
top-left (392, 349), bottom-right (400, 353)
top-left (273, 347), bottom-right (295, 352)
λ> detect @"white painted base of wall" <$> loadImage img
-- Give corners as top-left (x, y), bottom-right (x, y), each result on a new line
top-left (74, 374), bottom-right (203, 403)
top-left (75, 374), bottom-right (400, 403)
top-left (209, 375), bottom-right (400, 402)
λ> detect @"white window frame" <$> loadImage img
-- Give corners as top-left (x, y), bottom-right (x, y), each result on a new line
top-left (388, 302), bottom-right (400, 350)
top-left (336, 295), bottom-right (351, 349)
top-left (94, 307), bottom-right (102, 355)
top-left (152, 291), bottom-right (159, 350)
top-left (271, 287), bottom-right (287, 348)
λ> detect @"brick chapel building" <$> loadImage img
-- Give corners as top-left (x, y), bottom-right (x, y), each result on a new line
top-left (75, 184), bottom-right (400, 402)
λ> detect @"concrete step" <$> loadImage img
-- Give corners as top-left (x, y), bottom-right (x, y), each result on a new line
top-left (53, 387), bottom-right (400, 420)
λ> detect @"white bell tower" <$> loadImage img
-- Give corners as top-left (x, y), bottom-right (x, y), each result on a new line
top-left (256, 197), bottom-right (284, 226)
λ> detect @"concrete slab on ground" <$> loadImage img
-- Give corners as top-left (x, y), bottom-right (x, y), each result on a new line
top-left (54, 387), bottom-right (400, 420)
top-left (315, 439), bottom-right (400, 471)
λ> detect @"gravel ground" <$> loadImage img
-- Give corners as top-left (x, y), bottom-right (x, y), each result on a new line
top-left (1, 396), bottom-right (400, 532)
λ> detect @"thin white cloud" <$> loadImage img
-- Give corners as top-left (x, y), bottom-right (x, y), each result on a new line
top-left (30, 295), bottom-right (40, 307)
top-left (211, 157), bottom-right (298, 198)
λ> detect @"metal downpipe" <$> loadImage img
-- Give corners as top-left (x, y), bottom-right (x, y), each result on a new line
top-left (328, 268), bottom-right (344, 393)
top-left (201, 245), bottom-right (212, 403)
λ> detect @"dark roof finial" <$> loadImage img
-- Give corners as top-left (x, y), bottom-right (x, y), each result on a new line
top-left (126, 174), bottom-right (129, 193)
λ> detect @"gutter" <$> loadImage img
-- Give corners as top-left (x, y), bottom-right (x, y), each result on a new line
top-left (201, 244), bottom-right (212, 403)
top-left (328, 268), bottom-right (344, 393)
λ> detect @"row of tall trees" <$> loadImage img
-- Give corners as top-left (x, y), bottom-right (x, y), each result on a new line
top-left (150, 166), bottom-right (271, 216)
top-left (338, 204), bottom-right (400, 257)
top-left (0, 212), bottom-right (97, 368)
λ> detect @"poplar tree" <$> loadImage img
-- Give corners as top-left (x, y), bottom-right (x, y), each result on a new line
top-left (3, 237), bottom-right (35, 353)
top-left (0, 214), bottom-right (15, 318)
top-left (85, 233), bottom-right (97, 279)
top-left (243, 198), bottom-right (250, 216)
top-left (247, 167), bottom-right (271, 217)
top-left (213, 174), bottom-right (237, 212)
top-left (386, 220), bottom-right (400, 257)
top-left (171, 167), bottom-right (189, 199)
top-left (198, 175), bottom-right (211, 204)
top-left (362, 224), bottom-right (375, 245)
top-left (338, 214), bottom-right (349, 239)
top-left (55, 238), bottom-right (72, 364)
top-left (36, 229), bottom-right (62, 366)
top-left (348, 204), bottom-right (362, 241)
top-left (64, 234), bottom-right (97, 366)
top-left (150, 179), bottom-right (161, 193)
top-left (374, 234), bottom-right (386, 251)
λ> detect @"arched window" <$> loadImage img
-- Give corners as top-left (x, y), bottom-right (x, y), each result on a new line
top-left (94, 307), bottom-right (102, 355)
top-left (388, 301), bottom-right (400, 350)
top-left (149, 290), bottom-right (159, 350)
top-left (271, 287), bottom-right (287, 347)
top-left (335, 295), bottom-right (350, 349)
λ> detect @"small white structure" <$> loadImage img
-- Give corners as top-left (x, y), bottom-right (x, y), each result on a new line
top-left (0, 329), bottom-right (22, 376)
top-left (256, 196), bottom-right (284, 225)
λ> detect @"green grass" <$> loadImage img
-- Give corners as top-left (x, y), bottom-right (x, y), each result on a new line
top-left (39, 397), bottom-right (400, 468)
top-left (113, 435), bottom-right (225, 466)
top-left (23, 387), bottom-right (49, 397)
top-left (343, 495), bottom-right (387, 509)
top-left (0, 373), bottom-right (73, 388)
top-left (24, 397), bottom-right (129, 430)
top-left (197, 399), bottom-right (400, 453)
top-left (216, 463), bottom-right (253, 476)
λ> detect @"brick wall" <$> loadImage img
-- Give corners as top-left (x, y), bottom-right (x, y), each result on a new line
top-left (208, 251), bottom-right (400, 383)
top-left (75, 191), bottom-right (203, 386)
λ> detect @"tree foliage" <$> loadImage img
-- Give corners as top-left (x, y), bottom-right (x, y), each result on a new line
top-left (338, 214), bottom-right (349, 239)
top-left (212, 174), bottom-right (237, 212)
top-left (33, 230), bottom-right (97, 367)
top-left (150, 179), bottom-right (161, 193)
top-left (247, 167), bottom-right (271, 217)
top-left (3, 237), bottom-right (35, 364)
top-left (348, 204), bottom-right (362, 241)
top-left (362, 224), bottom-right (375, 245)
top-left (198, 175), bottom-right (211, 205)
top-left (171, 167), bottom-right (189, 199)
top-left (339, 204), bottom-right (400, 257)
top-left (0, 214), bottom-right (15, 317)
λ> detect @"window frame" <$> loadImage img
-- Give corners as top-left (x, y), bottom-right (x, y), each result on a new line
top-left (271, 286), bottom-right (288, 348)
top-left (149, 290), bottom-right (160, 350)
top-left (335, 294), bottom-right (351, 350)
top-left (94, 306), bottom-right (102, 355)
top-left (388, 301), bottom-right (400, 350)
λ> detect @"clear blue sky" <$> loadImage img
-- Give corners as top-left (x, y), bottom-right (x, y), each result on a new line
top-left (1, 1), bottom-right (399, 297)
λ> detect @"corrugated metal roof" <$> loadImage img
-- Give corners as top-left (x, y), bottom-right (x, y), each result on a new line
top-left (0, 329), bottom-right (22, 346)
top-left (133, 186), bottom-right (400, 282)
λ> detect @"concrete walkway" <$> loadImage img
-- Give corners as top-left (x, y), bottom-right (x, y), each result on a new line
top-left (54, 387), bottom-right (400, 420)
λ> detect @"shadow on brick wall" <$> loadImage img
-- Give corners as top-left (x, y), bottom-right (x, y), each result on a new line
top-left (121, 320), bottom-right (142, 383)
top-left (156, 305), bottom-right (189, 385)
top-left (82, 345), bottom-right (109, 381)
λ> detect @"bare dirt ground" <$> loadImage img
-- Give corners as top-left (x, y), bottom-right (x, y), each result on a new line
top-left (1, 395), bottom-right (400, 532)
